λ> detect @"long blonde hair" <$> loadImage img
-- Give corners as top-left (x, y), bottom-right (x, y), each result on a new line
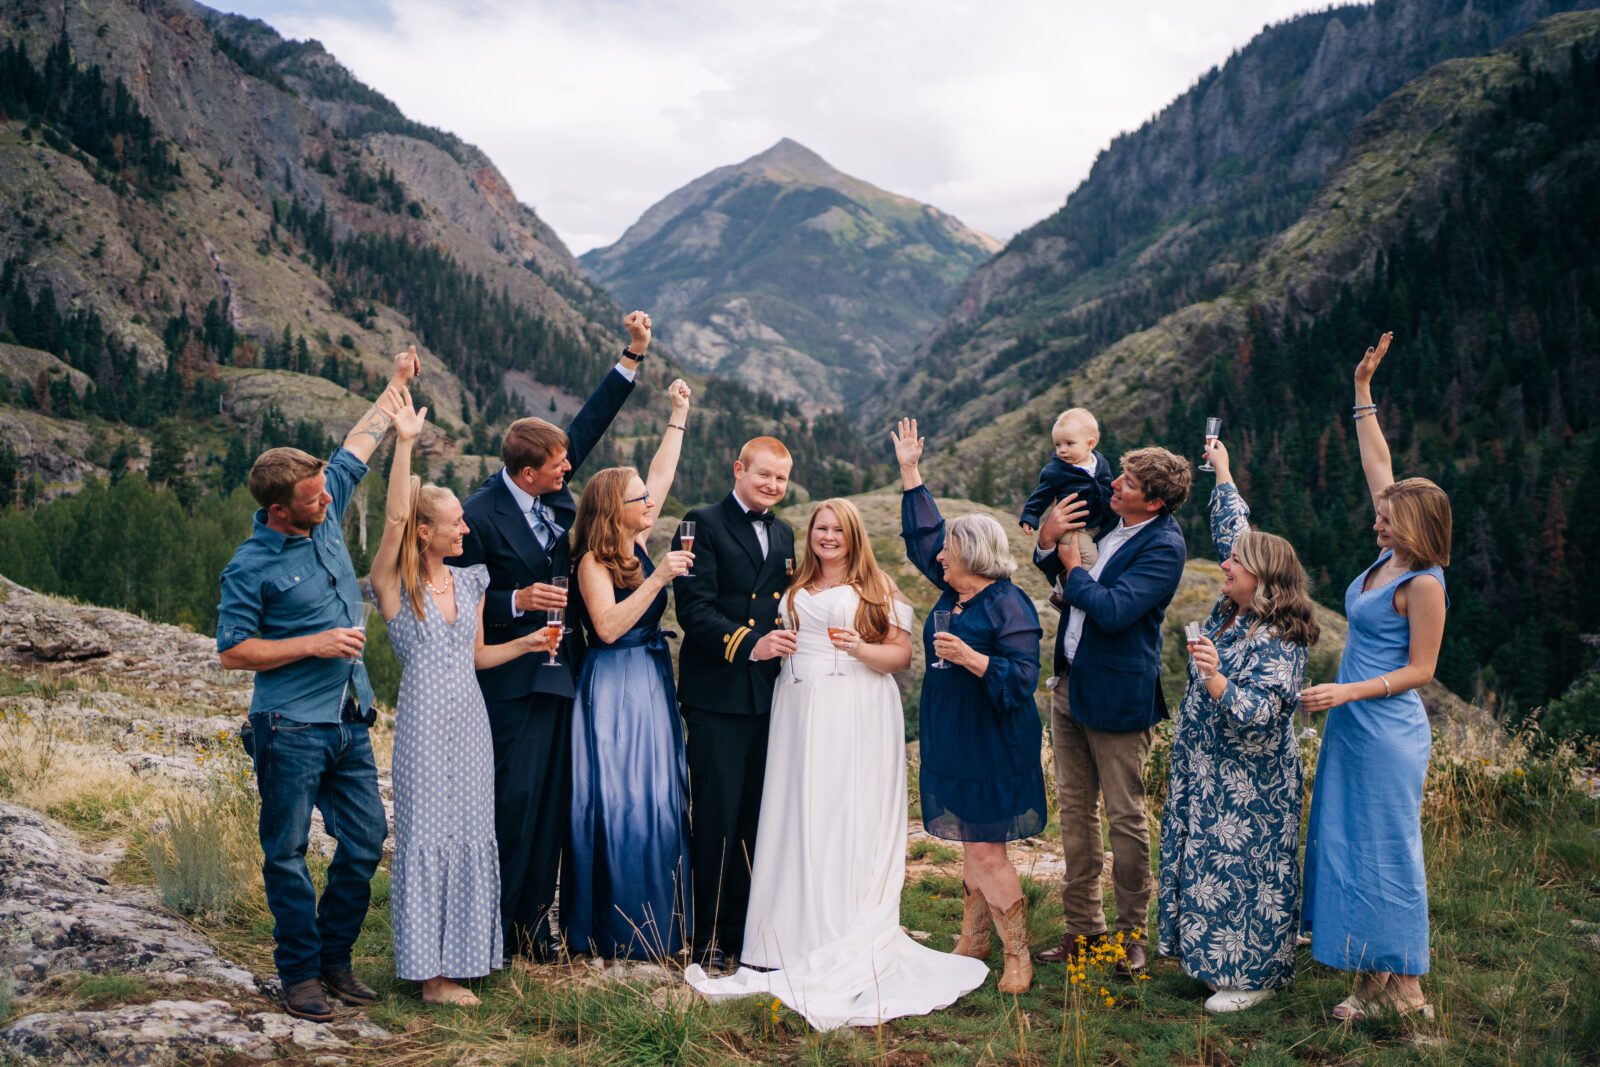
top-left (1220, 528), bottom-right (1321, 647)
top-left (398, 477), bottom-right (459, 621)
top-left (786, 498), bottom-right (895, 644)
top-left (572, 466), bottom-right (644, 589)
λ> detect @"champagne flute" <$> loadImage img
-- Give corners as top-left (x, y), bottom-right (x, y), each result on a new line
top-left (551, 575), bottom-right (570, 636)
top-left (827, 604), bottom-right (850, 677)
top-left (543, 607), bottom-right (564, 667)
top-left (679, 520), bottom-right (696, 577)
top-left (930, 610), bottom-right (952, 669)
top-left (778, 608), bottom-right (803, 686)
top-left (1199, 417), bottom-right (1222, 472)
top-left (1184, 620), bottom-right (1203, 647)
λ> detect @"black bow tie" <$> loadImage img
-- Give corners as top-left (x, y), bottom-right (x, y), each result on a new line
top-left (744, 510), bottom-right (774, 526)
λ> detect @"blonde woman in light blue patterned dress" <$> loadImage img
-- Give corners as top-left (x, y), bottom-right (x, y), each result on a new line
top-left (369, 391), bottom-right (553, 1006)
top-left (1157, 439), bottom-right (1321, 1014)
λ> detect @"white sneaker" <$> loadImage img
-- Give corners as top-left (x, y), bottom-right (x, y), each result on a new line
top-left (1205, 988), bottom-right (1275, 1013)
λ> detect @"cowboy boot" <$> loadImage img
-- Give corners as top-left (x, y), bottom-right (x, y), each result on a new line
top-left (951, 883), bottom-right (991, 959)
top-left (992, 896), bottom-right (1033, 994)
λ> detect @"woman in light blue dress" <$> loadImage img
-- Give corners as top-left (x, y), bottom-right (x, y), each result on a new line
top-left (566, 378), bottom-right (696, 960)
top-left (1298, 332), bottom-right (1452, 1021)
top-left (1158, 440), bottom-right (1320, 1014)
top-left (369, 391), bottom-right (553, 1006)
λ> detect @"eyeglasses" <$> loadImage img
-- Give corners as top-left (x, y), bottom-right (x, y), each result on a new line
top-left (624, 491), bottom-right (652, 505)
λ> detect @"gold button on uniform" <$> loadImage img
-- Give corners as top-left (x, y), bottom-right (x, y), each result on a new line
top-left (747, 618), bottom-right (756, 626)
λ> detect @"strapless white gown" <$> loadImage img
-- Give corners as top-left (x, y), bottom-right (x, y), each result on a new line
top-left (685, 586), bottom-right (987, 1030)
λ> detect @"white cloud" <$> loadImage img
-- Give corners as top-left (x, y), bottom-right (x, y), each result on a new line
top-left (222, 0), bottom-right (1330, 254)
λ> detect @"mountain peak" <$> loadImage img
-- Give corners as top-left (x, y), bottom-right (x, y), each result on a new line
top-left (733, 138), bottom-right (848, 189)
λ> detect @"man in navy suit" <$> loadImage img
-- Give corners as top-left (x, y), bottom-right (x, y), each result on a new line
top-left (1032, 446), bottom-right (1192, 975)
top-left (456, 312), bottom-right (651, 960)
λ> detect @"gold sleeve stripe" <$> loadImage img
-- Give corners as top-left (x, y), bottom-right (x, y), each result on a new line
top-left (725, 627), bottom-right (751, 662)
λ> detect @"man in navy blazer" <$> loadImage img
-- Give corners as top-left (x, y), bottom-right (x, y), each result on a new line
top-left (1032, 446), bottom-right (1192, 974)
top-left (456, 312), bottom-right (650, 960)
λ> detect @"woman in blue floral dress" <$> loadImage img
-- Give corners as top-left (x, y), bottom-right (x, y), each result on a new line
top-left (1157, 439), bottom-right (1321, 1014)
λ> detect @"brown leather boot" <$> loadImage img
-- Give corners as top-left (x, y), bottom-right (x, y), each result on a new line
top-left (951, 883), bottom-right (991, 959)
top-left (992, 897), bottom-right (1033, 995)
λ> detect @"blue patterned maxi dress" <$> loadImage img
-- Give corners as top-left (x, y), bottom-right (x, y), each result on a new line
top-left (1157, 484), bottom-right (1308, 990)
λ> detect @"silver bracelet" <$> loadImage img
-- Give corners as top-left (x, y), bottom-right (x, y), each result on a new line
top-left (1377, 674), bottom-right (1392, 698)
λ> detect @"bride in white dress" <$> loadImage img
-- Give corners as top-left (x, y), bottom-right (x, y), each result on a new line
top-left (685, 498), bottom-right (987, 1030)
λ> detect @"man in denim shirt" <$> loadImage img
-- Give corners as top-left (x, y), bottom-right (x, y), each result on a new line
top-left (218, 346), bottom-right (418, 1021)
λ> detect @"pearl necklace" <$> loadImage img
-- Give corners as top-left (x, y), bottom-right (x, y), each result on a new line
top-left (423, 569), bottom-right (452, 596)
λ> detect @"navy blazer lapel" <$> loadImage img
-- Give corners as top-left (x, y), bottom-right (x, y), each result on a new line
top-left (721, 494), bottom-right (766, 571)
top-left (1096, 514), bottom-right (1172, 586)
top-left (493, 473), bottom-right (551, 575)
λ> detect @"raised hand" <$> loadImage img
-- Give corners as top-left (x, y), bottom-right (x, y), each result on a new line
top-left (1354, 332), bottom-right (1393, 389)
top-left (393, 387), bottom-right (428, 442)
top-left (624, 310), bottom-right (653, 356)
top-left (391, 343), bottom-right (420, 385)
top-left (891, 417), bottom-right (924, 468)
top-left (668, 378), bottom-right (691, 414)
top-left (1204, 438), bottom-right (1232, 481)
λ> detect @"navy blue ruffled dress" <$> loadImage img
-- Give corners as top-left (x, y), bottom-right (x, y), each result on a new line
top-left (901, 487), bottom-right (1047, 842)
top-left (567, 548), bottom-right (692, 959)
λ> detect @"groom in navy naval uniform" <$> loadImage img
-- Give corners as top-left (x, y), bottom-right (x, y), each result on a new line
top-left (672, 437), bottom-right (796, 969)
top-left (457, 311), bottom-right (651, 960)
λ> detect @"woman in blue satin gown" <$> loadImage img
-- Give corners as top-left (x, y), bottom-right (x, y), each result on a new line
top-left (1298, 333), bottom-right (1451, 1022)
top-left (567, 379), bottom-right (697, 959)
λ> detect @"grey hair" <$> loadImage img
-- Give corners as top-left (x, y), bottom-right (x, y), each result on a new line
top-left (945, 513), bottom-right (1016, 580)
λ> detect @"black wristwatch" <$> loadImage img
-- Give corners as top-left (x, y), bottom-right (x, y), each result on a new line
top-left (622, 346), bottom-right (646, 362)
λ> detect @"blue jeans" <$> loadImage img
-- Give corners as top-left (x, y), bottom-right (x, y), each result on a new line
top-left (242, 712), bottom-right (388, 985)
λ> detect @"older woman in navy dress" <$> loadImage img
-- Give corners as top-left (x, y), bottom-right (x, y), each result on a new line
top-left (1158, 440), bottom-right (1320, 1014)
top-left (567, 379), bottom-right (697, 959)
top-left (893, 418), bottom-right (1046, 996)
top-left (1298, 333), bottom-right (1451, 1022)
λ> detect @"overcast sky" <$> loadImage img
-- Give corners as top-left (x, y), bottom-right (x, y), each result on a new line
top-left (217, 0), bottom-right (1329, 256)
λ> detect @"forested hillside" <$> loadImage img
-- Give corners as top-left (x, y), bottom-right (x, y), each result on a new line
top-left (915, 12), bottom-right (1600, 728)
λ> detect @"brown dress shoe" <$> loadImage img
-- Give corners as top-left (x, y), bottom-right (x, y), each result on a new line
top-left (992, 897), bottom-right (1033, 995)
top-left (282, 977), bottom-right (336, 1022)
top-left (1035, 931), bottom-right (1102, 964)
top-left (951, 883), bottom-right (991, 959)
top-left (321, 967), bottom-right (379, 1005)
top-left (1116, 941), bottom-right (1148, 977)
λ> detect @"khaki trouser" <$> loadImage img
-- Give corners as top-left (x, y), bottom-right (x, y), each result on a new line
top-left (1049, 682), bottom-right (1154, 939)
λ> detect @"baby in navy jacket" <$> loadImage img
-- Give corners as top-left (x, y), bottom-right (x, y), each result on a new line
top-left (1019, 408), bottom-right (1114, 566)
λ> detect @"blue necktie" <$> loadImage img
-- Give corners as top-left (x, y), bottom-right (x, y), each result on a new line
top-left (530, 499), bottom-right (562, 550)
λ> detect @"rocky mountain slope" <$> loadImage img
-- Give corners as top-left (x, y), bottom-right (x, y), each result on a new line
top-left (581, 139), bottom-right (999, 412)
top-left (868, 0), bottom-right (1599, 435)
top-left (0, 0), bottom-right (869, 507)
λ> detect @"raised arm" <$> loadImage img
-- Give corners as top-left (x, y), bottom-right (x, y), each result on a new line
top-left (342, 345), bottom-right (420, 464)
top-left (1353, 332), bottom-right (1396, 510)
top-left (1203, 440), bottom-right (1250, 562)
top-left (565, 313), bottom-right (649, 475)
top-left (369, 390), bottom-right (427, 622)
top-left (638, 379), bottom-right (691, 546)
top-left (893, 418), bottom-right (949, 590)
